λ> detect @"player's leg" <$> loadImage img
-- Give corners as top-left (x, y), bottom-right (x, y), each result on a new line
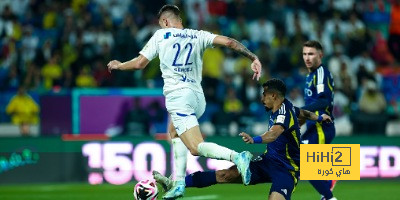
top-left (161, 123), bottom-right (187, 199)
top-left (170, 89), bottom-right (252, 183)
top-left (153, 170), bottom-right (173, 192)
top-left (163, 89), bottom-right (250, 199)
top-left (176, 122), bottom-right (252, 184)
top-left (186, 156), bottom-right (269, 188)
top-left (178, 124), bottom-right (253, 184)
top-left (163, 89), bottom-right (196, 199)
top-left (322, 122), bottom-right (336, 145)
top-left (267, 159), bottom-right (298, 200)
top-left (158, 157), bottom-right (264, 191)
top-left (329, 180), bottom-right (337, 191)
top-left (322, 123), bottom-right (338, 197)
top-left (186, 166), bottom-right (241, 188)
top-left (268, 173), bottom-right (297, 200)
top-left (269, 192), bottom-right (286, 200)
top-left (216, 165), bottom-right (242, 183)
top-left (309, 180), bottom-right (333, 199)
top-left (178, 125), bottom-right (233, 159)
top-left (168, 122), bottom-right (188, 185)
top-left (154, 165), bottom-right (241, 193)
top-left (302, 124), bottom-right (335, 199)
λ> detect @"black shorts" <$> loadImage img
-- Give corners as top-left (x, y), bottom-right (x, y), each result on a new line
top-left (248, 156), bottom-right (299, 200)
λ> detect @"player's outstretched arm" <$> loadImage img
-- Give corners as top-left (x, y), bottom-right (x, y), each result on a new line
top-left (213, 36), bottom-right (262, 80)
top-left (298, 108), bottom-right (332, 123)
top-left (240, 125), bottom-right (284, 144)
top-left (107, 55), bottom-right (150, 73)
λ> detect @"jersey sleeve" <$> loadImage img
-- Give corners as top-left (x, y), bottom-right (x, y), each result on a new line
top-left (315, 67), bottom-right (334, 98)
top-left (274, 104), bottom-right (291, 130)
top-left (139, 32), bottom-right (159, 61)
top-left (198, 30), bottom-right (217, 49)
top-left (302, 67), bottom-right (333, 112)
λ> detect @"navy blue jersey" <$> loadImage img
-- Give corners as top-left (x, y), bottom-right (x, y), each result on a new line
top-left (303, 65), bottom-right (334, 118)
top-left (302, 64), bottom-right (335, 144)
top-left (264, 99), bottom-right (301, 172)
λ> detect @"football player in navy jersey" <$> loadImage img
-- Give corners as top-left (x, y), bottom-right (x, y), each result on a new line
top-left (154, 78), bottom-right (332, 200)
top-left (302, 40), bottom-right (337, 200)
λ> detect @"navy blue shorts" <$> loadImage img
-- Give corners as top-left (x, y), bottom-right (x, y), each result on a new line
top-left (301, 122), bottom-right (335, 144)
top-left (248, 156), bottom-right (299, 200)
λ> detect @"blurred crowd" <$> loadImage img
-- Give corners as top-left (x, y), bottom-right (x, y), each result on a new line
top-left (0, 0), bottom-right (400, 135)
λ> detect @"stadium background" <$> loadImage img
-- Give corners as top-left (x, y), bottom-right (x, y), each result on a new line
top-left (0, 0), bottom-right (399, 199)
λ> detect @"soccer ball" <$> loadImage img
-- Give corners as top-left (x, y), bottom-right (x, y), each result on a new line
top-left (133, 180), bottom-right (158, 200)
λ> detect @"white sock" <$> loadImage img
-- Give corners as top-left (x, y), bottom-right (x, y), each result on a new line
top-left (172, 138), bottom-right (188, 182)
top-left (197, 142), bottom-right (238, 162)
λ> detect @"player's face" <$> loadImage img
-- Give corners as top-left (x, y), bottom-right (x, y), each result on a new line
top-left (261, 87), bottom-right (273, 112)
top-left (303, 47), bottom-right (322, 70)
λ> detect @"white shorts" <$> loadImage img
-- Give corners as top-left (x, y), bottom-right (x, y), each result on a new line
top-left (165, 88), bottom-right (206, 135)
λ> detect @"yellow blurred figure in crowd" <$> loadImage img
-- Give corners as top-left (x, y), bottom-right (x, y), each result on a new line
top-left (75, 67), bottom-right (97, 87)
top-left (6, 87), bottom-right (40, 136)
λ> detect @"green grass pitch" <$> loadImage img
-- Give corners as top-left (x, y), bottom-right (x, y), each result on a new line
top-left (0, 180), bottom-right (399, 200)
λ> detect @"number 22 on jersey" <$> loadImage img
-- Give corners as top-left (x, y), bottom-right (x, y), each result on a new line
top-left (172, 43), bottom-right (193, 67)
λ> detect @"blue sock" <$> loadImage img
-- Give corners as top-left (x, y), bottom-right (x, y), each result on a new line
top-left (185, 171), bottom-right (217, 188)
top-left (309, 180), bottom-right (333, 199)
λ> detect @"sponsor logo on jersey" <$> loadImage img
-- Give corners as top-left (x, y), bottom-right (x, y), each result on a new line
top-left (164, 32), bottom-right (171, 39)
top-left (305, 88), bottom-right (313, 96)
top-left (173, 33), bottom-right (198, 39)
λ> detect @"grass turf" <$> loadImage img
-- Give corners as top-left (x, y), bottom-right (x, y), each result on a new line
top-left (0, 180), bottom-right (399, 200)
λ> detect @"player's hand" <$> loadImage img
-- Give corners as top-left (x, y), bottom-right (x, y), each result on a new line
top-left (251, 58), bottom-right (262, 81)
top-left (321, 114), bottom-right (332, 123)
top-left (239, 132), bottom-right (253, 144)
top-left (107, 60), bottom-right (122, 73)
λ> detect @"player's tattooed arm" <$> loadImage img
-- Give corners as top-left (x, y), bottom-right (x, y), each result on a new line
top-left (299, 109), bottom-right (332, 123)
top-left (300, 109), bottom-right (314, 119)
top-left (226, 38), bottom-right (258, 61)
top-left (213, 36), bottom-right (257, 60)
top-left (213, 35), bottom-right (262, 80)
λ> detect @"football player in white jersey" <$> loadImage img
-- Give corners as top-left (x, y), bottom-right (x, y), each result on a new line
top-left (107, 5), bottom-right (262, 199)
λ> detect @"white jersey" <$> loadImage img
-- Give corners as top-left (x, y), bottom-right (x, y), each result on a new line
top-left (139, 28), bottom-right (217, 95)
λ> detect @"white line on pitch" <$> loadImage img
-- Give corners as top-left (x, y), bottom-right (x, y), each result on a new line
top-left (184, 195), bottom-right (219, 199)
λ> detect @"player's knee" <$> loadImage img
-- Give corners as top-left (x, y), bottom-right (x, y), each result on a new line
top-left (188, 148), bottom-right (200, 156)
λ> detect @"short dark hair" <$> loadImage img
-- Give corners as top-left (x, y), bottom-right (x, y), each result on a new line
top-left (158, 5), bottom-right (180, 19)
top-left (303, 40), bottom-right (323, 52)
top-left (262, 78), bottom-right (287, 97)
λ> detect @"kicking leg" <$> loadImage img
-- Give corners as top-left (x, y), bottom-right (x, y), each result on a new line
top-left (155, 166), bottom-right (241, 193)
top-left (179, 125), bottom-right (253, 185)
top-left (216, 165), bottom-right (242, 183)
top-left (186, 165), bottom-right (242, 188)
